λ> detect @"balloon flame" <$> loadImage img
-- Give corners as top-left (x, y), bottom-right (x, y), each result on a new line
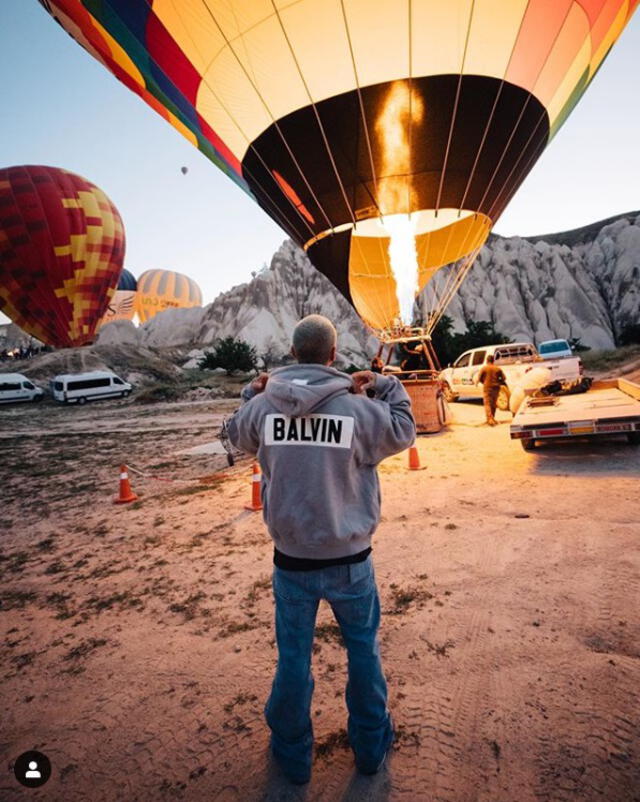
top-left (375, 82), bottom-right (424, 326)
top-left (384, 214), bottom-right (419, 326)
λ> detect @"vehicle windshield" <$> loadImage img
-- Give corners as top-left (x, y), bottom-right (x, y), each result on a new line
top-left (539, 341), bottom-right (570, 355)
top-left (454, 353), bottom-right (471, 368)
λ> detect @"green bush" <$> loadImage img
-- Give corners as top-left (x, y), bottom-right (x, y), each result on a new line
top-left (431, 316), bottom-right (512, 365)
top-left (580, 344), bottom-right (640, 373)
top-left (135, 384), bottom-right (181, 404)
top-left (619, 323), bottom-right (640, 346)
top-left (198, 337), bottom-right (258, 375)
top-left (568, 337), bottom-right (591, 353)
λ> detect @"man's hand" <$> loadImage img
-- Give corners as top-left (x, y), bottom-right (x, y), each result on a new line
top-left (351, 370), bottom-right (376, 394)
top-left (251, 373), bottom-right (269, 394)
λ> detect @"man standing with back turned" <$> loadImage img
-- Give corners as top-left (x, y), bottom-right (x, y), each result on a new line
top-left (228, 314), bottom-right (415, 785)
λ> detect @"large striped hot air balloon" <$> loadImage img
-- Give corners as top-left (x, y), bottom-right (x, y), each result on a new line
top-left (135, 269), bottom-right (202, 324)
top-left (39, 1), bottom-right (638, 333)
top-left (98, 268), bottom-right (137, 329)
top-left (0, 164), bottom-right (125, 347)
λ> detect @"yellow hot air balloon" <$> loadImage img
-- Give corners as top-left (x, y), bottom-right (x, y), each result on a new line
top-left (135, 269), bottom-right (202, 324)
top-left (41, 1), bottom-right (638, 334)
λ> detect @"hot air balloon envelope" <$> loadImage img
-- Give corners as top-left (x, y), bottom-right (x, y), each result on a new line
top-left (40, 0), bottom-right (638, 332)
top-left (0, 164), bottom-right (125, 347)
top-left (98, 268), bottom-right (137, 328)
top-left (135, 269), bottom-right (202, 323)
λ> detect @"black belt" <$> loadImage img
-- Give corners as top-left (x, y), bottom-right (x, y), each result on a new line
top-left (274, 546), bottom-right (371, 571)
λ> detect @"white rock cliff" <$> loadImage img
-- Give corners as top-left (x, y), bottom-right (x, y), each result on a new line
top-left (96, 211), bottom-right (640, 358)
top-left (424, 211), bottom-right (640, 349)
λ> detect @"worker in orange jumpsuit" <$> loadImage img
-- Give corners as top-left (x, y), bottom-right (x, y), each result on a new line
top-left (477, 355), bottom-right (507, 426)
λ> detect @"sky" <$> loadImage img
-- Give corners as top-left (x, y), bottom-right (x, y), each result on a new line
top-left (1, 3), bottom-right (639, 325)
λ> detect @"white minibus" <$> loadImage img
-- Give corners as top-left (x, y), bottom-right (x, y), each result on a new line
top-left (50, 371), bottom-right (132, 404)
top-left (0, 373), bottom-right (44, 404)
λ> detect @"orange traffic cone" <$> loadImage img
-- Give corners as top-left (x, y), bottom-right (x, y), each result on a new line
top-left (408, 443), bottom-right (425, 471)
top-left (114, 464), bottom-right (138, 504)
top-left (245, 461), bottom-right (263, 511)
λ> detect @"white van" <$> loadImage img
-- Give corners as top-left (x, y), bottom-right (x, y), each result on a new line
top-left (50, 371), bottom-right (132, 404)
top-left (0, 373), bottom-right (44, 404)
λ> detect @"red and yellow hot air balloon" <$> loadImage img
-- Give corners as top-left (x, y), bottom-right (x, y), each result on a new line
top-left (0, 165), bottom-right (125, 347)
top-left (135, 269), bottom-right (202, 324)
top-left (39, 1), bottom-right (638, 333)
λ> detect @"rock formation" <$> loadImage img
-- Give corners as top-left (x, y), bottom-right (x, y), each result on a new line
top-left (425, 211), bottom-right (640, 349)
top-left (88, 210), bottom-right (639, 358)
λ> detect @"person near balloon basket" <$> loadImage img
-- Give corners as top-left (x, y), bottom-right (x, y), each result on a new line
top-left (477, 355), bottom-right (507, 426)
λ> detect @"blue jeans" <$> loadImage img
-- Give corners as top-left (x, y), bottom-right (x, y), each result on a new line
top-left (265, 556), bottom-right (393, 781)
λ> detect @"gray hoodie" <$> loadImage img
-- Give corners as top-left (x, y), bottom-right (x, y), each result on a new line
top-left (227, 364), bottom-right (415, 559)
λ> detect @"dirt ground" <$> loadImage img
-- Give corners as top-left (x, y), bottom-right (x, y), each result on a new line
top-left (1, 390), bottom-right (639, 802)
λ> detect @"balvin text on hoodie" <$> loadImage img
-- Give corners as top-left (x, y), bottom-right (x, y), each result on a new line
top-left (227, 364), bottom-right (416, 560)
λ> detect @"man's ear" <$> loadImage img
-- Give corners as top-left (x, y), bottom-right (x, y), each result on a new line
top-left (329, 345), bottom-right (336, 364)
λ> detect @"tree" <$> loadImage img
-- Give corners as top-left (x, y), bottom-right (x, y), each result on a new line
top-left (260, 337), bottom-right (285, 371)
top-left (431, 315), bottom-right (456, 365)
top-left (198, 337), bottom-right (258, 375)
top-left (430, 316), bottom-right (512, 365)
top-left (568, 336), bottom-right (590, 352)
top-left (618, 323), bottom-right (640, 346)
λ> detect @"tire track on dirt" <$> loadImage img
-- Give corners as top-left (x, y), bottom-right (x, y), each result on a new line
top-left (394, 532), bottom-right (498, 801)
top-left (533, 533), bottom-right (640, 802)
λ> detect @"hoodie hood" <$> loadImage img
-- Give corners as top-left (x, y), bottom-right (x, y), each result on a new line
top-left (265, 364), bottom-right (353, 416)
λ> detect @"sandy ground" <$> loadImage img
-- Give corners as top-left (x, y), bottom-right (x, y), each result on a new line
top-left (1, 391), bottom-right (639, 802)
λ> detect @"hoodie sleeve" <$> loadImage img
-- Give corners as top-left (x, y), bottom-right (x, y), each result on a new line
top-left (356, 374), bottom-right (416, 465)
top-left (226, 392), bottom-right (260, 456)
top-left (240, 383), bottom-right (257, 403)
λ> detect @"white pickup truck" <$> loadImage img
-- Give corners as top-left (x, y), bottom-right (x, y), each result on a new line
top-left (439, 342), bottom-right (583, 411)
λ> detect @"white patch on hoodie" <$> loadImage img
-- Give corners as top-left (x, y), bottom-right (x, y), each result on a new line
top-left (264, 413), bottom-right (354, 449)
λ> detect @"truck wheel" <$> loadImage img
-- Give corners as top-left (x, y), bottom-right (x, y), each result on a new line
top-left (77, 397), bottom-right (87, 405)
top-left (442, 382), bottom-right (458, 403)
top-left (497, 386), bottom-right (510, 411)
top-left (521, 438), bottom-right (536, 451)
top-left (627, 431), bottom-right (640, 446)
top-left (123, 390), bottom-right (131, 398)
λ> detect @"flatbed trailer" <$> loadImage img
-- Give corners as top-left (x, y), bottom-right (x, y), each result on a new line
top-left (510, 378), bottom-right (640, 451)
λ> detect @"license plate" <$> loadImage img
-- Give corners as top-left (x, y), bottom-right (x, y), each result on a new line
top-left (568, 425), bottom-right (594, 435)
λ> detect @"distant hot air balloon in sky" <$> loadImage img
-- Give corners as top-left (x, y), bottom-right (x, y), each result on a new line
top-left (135, 269), bottom-right (202, 324)
top-left (98, 268), bottom-right (137, 329)
top-left (0, 164), bottom-right (125, 347)
top-left (181, 166), bottom-right (188, 175)
top-left (40, 1), bottom-right (638, 333)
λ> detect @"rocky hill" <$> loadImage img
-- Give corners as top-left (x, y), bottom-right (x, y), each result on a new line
top-left (112, 210), bottom-right (639, 357)
top-left (97, 239), bottom-right (380, 365)
top-left (431, 211), bottom-right (640, 350)
top-left (5, 211), bottom-right (639, 369)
